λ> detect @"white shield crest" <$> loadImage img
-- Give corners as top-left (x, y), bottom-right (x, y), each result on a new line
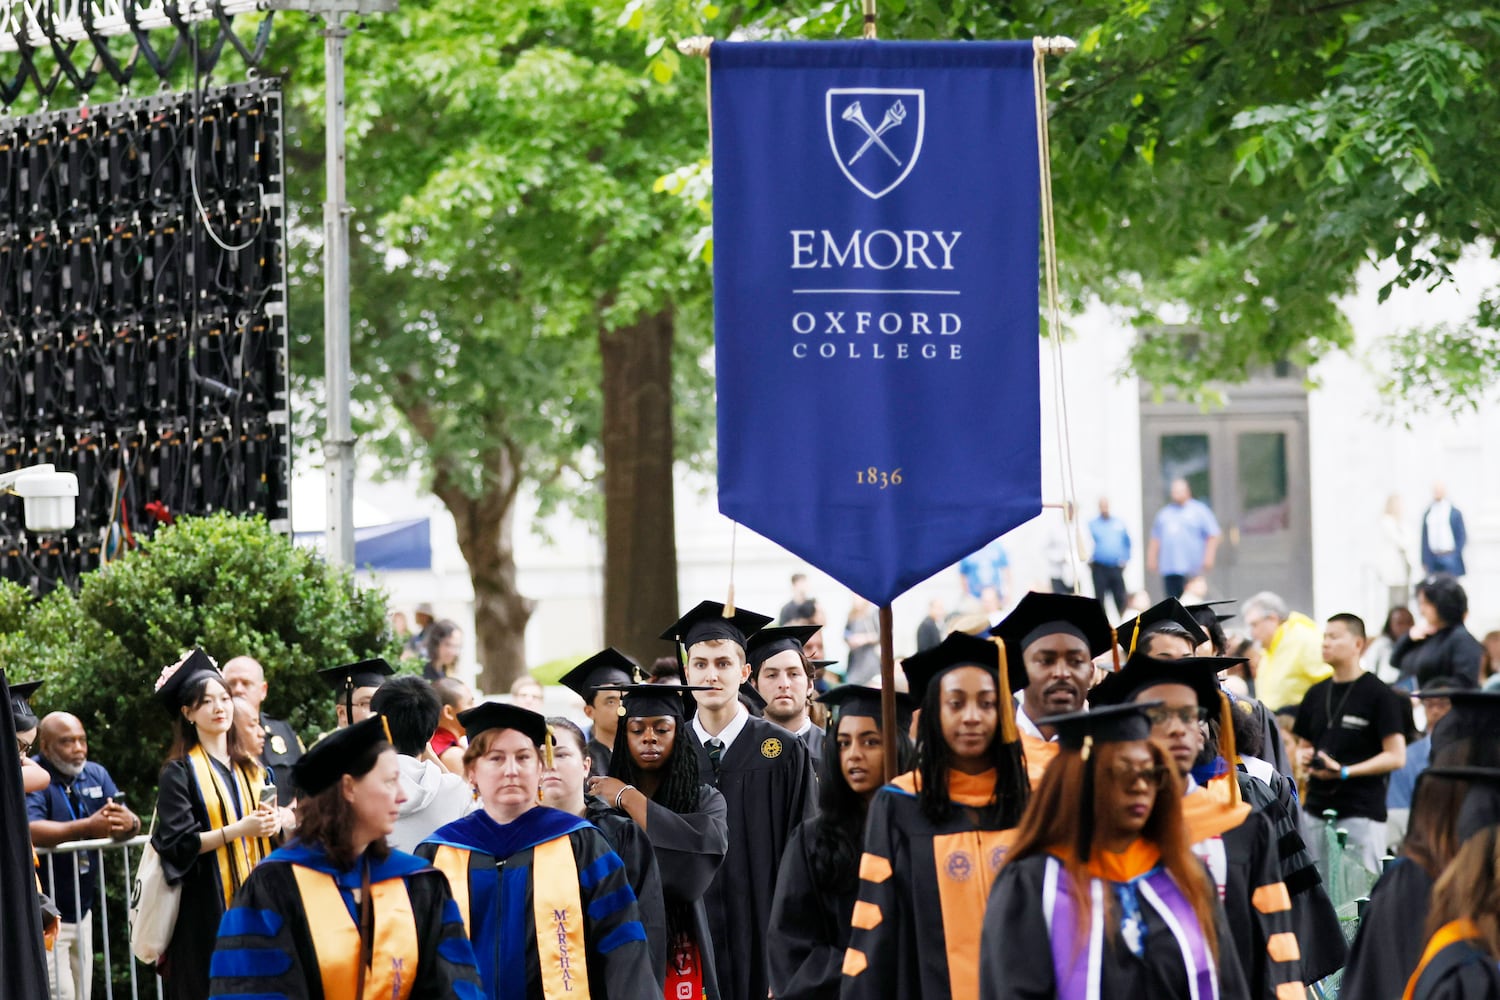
top-left (825, 88), bottom-right (926, 200)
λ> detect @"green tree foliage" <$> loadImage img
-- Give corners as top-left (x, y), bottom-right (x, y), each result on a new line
top-left (643, 0), bottom-right (1500, 406)
top-left (0, 514), bottom-right (391, 800)
top-left (270, 0), bottom-right (716, 683)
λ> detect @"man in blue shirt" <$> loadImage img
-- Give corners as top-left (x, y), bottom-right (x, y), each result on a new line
top-left (27, 712), bottom-right (139, 1000)
top-left (1146, 478), bottom-right (1222, 599)
top-left (958, 537), bottom-right (1012, 608)
top-left (1087, 496), bottom-right (1131, 618)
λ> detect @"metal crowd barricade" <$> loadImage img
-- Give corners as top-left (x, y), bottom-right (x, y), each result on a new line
top-left (1309, 809), bottom-right (1385, 1000)
top-left (35, 834), bottom-right (163, 1000)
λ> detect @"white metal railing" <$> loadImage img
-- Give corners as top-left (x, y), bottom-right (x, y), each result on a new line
top-left (35, 835), bottom-right (162, 1000)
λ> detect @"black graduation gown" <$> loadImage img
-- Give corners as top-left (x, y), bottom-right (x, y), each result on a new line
top-left (1342, 857), bottom-right (1435, 1000)
top-left (800, 723), bottom-right (825, 765)
top-left (767, 816), bottom-right (853, 1000)
top-left (587, 739), bottom-right (613, 781)
top-left (206, 844), bottom-right (481, 999)
top-left (643, 785), bottom-right (729, 1000)
top-left (585, 795), bottom-right (668, 989)
top-left (694, 716), bottom-right (817, 1000)
top-left (152, 757), bottom-right (264, 1000)
top-left (1407, 936), bottom-right (1500, 1000)
top-left (979, 853), bottom-right (1252, 1000)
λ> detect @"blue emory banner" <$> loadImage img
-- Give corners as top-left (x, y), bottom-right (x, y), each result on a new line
top-left (711, 41), bottom-right (1043, 605)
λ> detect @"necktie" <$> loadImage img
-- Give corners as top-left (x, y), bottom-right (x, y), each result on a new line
top-left (707, 738), bottom-right (724, 777)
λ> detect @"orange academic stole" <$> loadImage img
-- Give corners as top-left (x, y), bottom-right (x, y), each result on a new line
top-left (291, 865), bottom-right (420, 1000)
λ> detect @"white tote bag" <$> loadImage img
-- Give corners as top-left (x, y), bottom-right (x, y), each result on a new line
top-left (128, 812), bottom-right (181, 965)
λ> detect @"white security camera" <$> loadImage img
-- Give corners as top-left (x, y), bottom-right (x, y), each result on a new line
top-left (0, 465), bottom-right (80, 533)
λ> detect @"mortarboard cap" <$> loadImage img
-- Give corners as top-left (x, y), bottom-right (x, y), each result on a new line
top-left (746, 625), bottom-right (820, 671)
top-left (1429, 690), bottom-right (1500, 766)
top-left (1185, 599), bottom-right (1237, 624)
top-left (10, 679), bottom-right (42, 730)
top-left (154, 649), bottom-right (224, 715)
top-left (292, 715), bottom-right (393, 796)
top-left (559, 649), bottom-right (637, 703)
top-left (458, 702), bottom-right (549, 747)
top-left (739, 681), bottom-right (767, 716)
top-left (1115, 599), bottom-right (1209, 655)
top-left (818, 684), bottom-right (916, 732)
top-left (1040, 701), bottom-right (1161, 753)
top-left (989, 592), bottom-right (1114, 691)
top-left (1422, 765), bottom-right (1500, 841)
top-left (319, 658), bottom-right (395, 720)
top-left (900, 631), bottom-right (1002, 696)
top-left (1089, 653), bottom-right (1240, 711)
top-left (659, 600), bottom-right (773, 652)
top-left (596, 684), bottom-right (713, 721)
top-left (812, 660), bottom-right (840, 671)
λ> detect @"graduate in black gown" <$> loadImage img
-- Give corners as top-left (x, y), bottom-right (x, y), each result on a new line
top-left (660, 601), bottom-right (817, 1000)
top-left (206, 715), bottom-right (481, 999)
top-left (1090, 653), bottom-right (1307, 1000)
top-left (543, 716), bottom-right (667, 989)
top-left (746, 625), bottom-right (825, 764)
top-left (843, 631), bottom-right (1032, 1000)
top-left (558, 649), bottom-right (635, 778)
top-left (1404, 819), bottom-right (1500, 1000)
top-left (150, 651), bottom-right (281, 1000)
top-left (980, 703), bottom-right (1251, 1000)
top-left (766, 685), bottom-right (915, 1000)
top-left (416, 703), bottom-right (657, 1000)
top-left (590, 683), bottom-right (729, 1000)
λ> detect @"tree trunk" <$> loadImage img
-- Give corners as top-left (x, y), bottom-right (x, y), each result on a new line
top-left (600, 310), bottom-right (679, 667)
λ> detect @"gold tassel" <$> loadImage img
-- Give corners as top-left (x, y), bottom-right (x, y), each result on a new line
top-left (990, 638), bottom-right (1020, 744)
top-left (1081, 734), bottom-right (1093, 763)
top-left (543, 726), bottom-right (555, 770)
top-left (1110, 627), bottom-right (1120, 671)
top-left (724, 584), bottom-right (736, 619)
top-left (1218, 692), bottom-right (1243, 807)
top-left (379, 716), bottom-right (392, 744)
top-left (1127, 620), bottom-right (1139, 657)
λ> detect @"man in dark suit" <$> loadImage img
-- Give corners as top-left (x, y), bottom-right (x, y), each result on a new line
top-left (1421, 481), bottom-right (1468, 578)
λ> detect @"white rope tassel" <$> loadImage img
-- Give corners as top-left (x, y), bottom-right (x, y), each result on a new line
top-left (1032, 40), bottom-right (1084, 595)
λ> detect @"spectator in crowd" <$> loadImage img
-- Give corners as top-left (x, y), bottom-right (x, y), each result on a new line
top-left (779, 573), bottom-right (812, 625)
top-left (1364, 606), bottom-right (1416, 684)
top-left (1386, 678), bottom-right (1468, 849)
top-left (916, 597), bottom-right (945, 652)
top-left (1420, 481), bottom-right (1467, 578)
top-left (1087, 496), bottom-right (1131, 619)
top-left (646, 656), bottom-right (682, 685)
top-left (1146, 478), bottom-right (1221, 599)
top-left (1393, 574), bottom-right (1485, 688)
top-left (1484, 630), bottom-right (1500, 691)
top-left (403, 601), bottom-right (435, 660)
top-left (221, 656), bottom-right (304, 804)
top-left (13, 680), bottom-right (50, 793)
top-left (421, 619), bottom-right (464, 682)
top-left (27, 712), bottom-right (140, 1000)
top-left (1378, 493), bottom-right (1415, 610)
top-left (843, 597), bottom-right (881, 685)
top-left (509, 673), bottom-right (545, 711)
top-left (430, 677), bottom-right (474, 776)
top-left (389, 609), bottom-right (412, 644)
top-left (1043, 511), bottom-right (1075, 595)
top-left (369, 676), bottom-right (471, 852)
top-left (151, 652), bottom-right (280, 1000)
top-left (1293, 614), bottom-right (1407, 873)
top-left (1243, 591), bottom-right (1331, 711)
top-left (958, 537), bottom-right (1013, 609)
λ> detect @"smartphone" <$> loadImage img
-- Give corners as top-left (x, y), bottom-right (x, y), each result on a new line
top-left (259, 784), bottom-right (278, 806)
top-left (1313, 752), bottom-right (1334, 772)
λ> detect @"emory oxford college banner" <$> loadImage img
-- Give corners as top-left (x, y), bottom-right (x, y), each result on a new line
top-left (711, 41), bottom-right (1043, 605)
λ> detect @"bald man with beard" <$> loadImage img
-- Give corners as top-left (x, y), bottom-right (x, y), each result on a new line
top-left (221, 656), bottom-right (304, 804)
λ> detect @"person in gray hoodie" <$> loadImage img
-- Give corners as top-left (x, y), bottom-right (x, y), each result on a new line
top-left (370, 676), bottom-right (473, 852)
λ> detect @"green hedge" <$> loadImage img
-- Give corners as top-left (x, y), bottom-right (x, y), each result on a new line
top-left (0, 513), bottom-right (397, 800)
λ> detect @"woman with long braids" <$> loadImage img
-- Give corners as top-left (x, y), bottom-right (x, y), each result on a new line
top-left (767, 685), bottom-right (915, 1000)
top-left (587, 684), bottom-right (729, 1000)
top-left (151, 651), bottom-right (279, 1000)
top-left (842, 631), bottom-right (1031, 1000)
top-left (980, 703), bottom-right (1250, 1000)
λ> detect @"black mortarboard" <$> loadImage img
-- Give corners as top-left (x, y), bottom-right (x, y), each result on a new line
top-left (1041, 701), bottom-right (1160, 752)
top-left (990, 593), bottom-right (1113, 691)
top-left (9, 680), bottom-right (42, 730)
top-left (900, 631), bottom-right (1001, 695)
top-left (1430, 690), bottom-right (1500, 766)
top-left (596, 684), bottom-right (713, 721)
top-left (292, 715), bottom-right (392, 796)
top-left (818, 685), bottom-right (916, 732)
top-left (458, 702), bottom-right (550, 747)
top-left (746, 625), bottom-right (820, 671)
top-left (739, 681), bottom-right (767, 716)
top-left (659, 600), bottom-right (773, 651)
top-left (319, 658), bottom-right (395, 720)
top-left (812, 660), bottom-right (840, 672)
top-left (154, 650), bottom-right (223, 715)
top-left (1422, 765), bottom-right (1500, 841)
top-left (1089, 653), bottom-right (1232, 711)
top-left (1115, 599), bottom-right (1209, 655)
top-left (1185, 600), bottom-right (1237, 624)
top-left (559, 649), bottom-right (637, 703)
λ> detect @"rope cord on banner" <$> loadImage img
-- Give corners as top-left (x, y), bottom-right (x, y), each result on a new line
top-left (1031, 37), bottom-right (1083, 594)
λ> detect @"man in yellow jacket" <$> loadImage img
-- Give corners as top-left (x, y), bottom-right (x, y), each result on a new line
top-left (1244, 591), bottom-right (1332, 710)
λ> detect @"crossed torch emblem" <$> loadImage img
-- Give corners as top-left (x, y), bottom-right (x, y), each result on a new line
top-left (841, 99), bottom-right (908, 166)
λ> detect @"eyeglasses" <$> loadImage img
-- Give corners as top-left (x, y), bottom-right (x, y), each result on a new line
top-left (1144, 705), bottom-right (1210, 728)
top-left (1104, 763), bottom-right (1169, 789)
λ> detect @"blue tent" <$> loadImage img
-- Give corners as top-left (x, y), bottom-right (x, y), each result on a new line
top-left (294, 518), bottom-right (432, 571)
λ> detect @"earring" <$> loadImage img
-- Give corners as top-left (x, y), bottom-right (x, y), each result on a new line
top-left (470, 784), bottom-right (480, 801)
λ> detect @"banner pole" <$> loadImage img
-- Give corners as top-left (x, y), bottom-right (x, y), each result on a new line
top-left (879, 604), bottom-right (897, 780)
